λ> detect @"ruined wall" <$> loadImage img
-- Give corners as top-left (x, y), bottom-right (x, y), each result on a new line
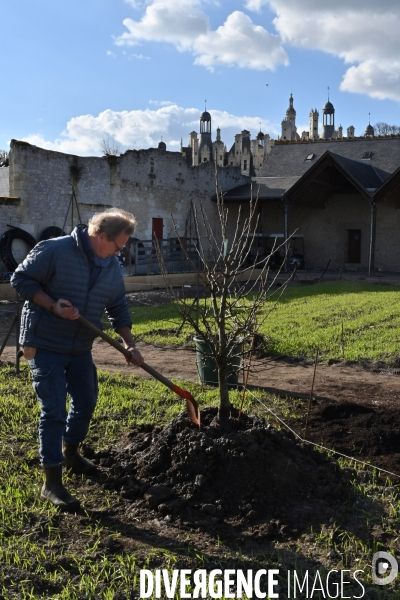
top-left (6, 140), bottom-right (249, 246)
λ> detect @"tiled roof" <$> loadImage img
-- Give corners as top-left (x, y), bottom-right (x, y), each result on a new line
top-left (215, 176), bottom-right (300, 202)
top-left (0, 168), bottom-right (9, 196)
top-left (329, 152), bottom-right (388, 189)
top-left (259, 137), bottom-right (400, 178)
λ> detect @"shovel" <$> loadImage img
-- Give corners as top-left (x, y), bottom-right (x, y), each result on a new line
top-left (77, 314), bottom-right (201, 427)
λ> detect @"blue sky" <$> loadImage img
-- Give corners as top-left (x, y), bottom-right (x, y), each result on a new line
top-left (2, 0), bottom-right (400, 156)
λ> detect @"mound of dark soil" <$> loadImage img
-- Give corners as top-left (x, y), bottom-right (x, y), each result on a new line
top-left (90, 408), bottom-right (355, 538)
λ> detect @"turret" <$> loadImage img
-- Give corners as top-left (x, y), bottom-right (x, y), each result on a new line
top-left (322, 99), bottom-right (335, 139)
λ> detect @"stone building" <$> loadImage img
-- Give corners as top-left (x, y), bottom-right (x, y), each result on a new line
top-left (281, 93), bottom-right (300, 141)
top-left (0, 139), bottom-right (250, 272)
top-left (220, 136), bottom-right (400, 273)
top-left (181, 111), bottom-right (272, 176)
top-left (2, 94), bottom-right (400, 275)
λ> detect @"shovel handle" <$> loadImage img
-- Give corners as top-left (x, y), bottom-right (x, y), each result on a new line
top-left (77, 314), bottom-right (182, 393)
top-left (76, 313), bottom-right (200, 427)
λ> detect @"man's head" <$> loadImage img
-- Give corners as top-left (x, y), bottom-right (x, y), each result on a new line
top-left (88, 208), bottom-right (136, 258)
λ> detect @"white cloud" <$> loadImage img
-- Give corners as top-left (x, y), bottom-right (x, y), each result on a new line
top-left (193, 11), bottom-right (288, 71)
top-left (149, 100), bottom-right (175, 106)
top-left (244, 0), bottom-right (269, 11)
top-left (124, 0), bottom-right (143, 8)
top-left (130, 53), bottom-right (150, 60)
top-left (106, 50), bottom-right (116, 57)
top-left (116, 0), bottom-right (209, 51)
top-left (265, 0), bottom-right (400, 101)
top-left (22, 105), bottom-right (277, 156)
top-left (341, 61), bottom-right (400, 102)
top-left (115, 0), bottom-right (288, 70)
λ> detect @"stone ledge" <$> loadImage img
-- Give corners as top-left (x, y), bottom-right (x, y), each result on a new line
top-left (0, 197), bottom-right (20, 205)
top-left (78, 202), bottom-right (113, 210)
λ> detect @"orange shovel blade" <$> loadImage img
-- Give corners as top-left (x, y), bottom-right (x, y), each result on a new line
top-left (172, 386), bottom-right (201, 428)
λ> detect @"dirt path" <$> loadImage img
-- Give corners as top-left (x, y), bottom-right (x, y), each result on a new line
top-left (3, 328), bottom-right (400, 409)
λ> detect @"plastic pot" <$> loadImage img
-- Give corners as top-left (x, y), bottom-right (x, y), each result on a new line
top-left (193, 337), bottom-right (242, 387)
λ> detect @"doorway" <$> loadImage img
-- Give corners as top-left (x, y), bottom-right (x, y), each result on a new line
top-left (152, 218), bottom-right (163, 254)
top-left (348, 229), bottom-right (361, 263)
top-left (152, 218), bottom-right (163, 241)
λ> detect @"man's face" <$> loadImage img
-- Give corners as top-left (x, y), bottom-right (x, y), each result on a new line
top-left (95, 231), bottom-right (130, 259)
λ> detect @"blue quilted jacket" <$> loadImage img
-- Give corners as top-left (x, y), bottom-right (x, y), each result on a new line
top-left (10, 227), bottom-right (132, 354)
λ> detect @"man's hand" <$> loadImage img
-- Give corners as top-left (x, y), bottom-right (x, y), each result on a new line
top-left (117, 326), bottom-right (144, 366)
top-left (32, 291), bottom-right (80, 321)
top-left (124, 345), bottom-right (144, 366)
top-left (54, 299), bottom-right (80, 320)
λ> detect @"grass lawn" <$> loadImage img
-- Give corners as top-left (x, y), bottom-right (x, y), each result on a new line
top-left (1, 364), bottom-right (399, 598)
top-left (124, 281), bottom-right (400, 363)
top-left (2, 280), bottom-right (400, 597)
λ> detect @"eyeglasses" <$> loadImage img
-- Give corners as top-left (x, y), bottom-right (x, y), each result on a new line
top-left (111, 239), bottom-right (125, 253)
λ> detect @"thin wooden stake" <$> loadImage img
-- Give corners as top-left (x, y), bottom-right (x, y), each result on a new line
top-left (238, 327), bottom-right (257, 422)
top-left (304, 347), bottom-right (319, 440)
top-left (341, 322), bottom-right (345, 360)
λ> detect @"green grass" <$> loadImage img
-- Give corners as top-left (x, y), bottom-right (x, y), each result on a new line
top-left (260, 281), bottom-right (400, 362)
top-left (0, 364), bottom-right (248, 599)
top-left (114, 282), bottom-right (400, 362)
top-left (2, 280), bottom-right (400, 597)
top-left (0, 363), bottom-right (399, 597)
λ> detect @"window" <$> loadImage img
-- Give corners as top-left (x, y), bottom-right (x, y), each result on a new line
top-left (243, 160), bottom-right (247, 170)
top-left (362, 151), bottom-right (372, 159)
top-left (305, 153), bottom-right (314, 161)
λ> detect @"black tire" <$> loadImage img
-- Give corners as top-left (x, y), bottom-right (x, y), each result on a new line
top-left (39, 226), bottom-right (66, 241)
top-left (0, 227), bottom-right (37, 271)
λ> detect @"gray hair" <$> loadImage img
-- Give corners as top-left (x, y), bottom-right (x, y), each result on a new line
top-left (88, 208), bottom-right (136, 239)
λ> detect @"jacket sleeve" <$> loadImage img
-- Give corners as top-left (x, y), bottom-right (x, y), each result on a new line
top-left (104, 269), bottom-right (132, 331)
top-left (10, 241), bottom-right (56, 301)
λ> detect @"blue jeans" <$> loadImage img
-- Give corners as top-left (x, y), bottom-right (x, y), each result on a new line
top-left (28, 349), bottom-right (98, 468)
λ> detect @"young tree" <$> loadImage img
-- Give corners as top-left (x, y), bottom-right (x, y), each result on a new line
top-left (157, 181), bottom-right (292, 424)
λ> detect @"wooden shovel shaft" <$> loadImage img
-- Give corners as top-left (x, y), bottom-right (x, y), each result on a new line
top-left (77, 314), bottom-right (182, 394)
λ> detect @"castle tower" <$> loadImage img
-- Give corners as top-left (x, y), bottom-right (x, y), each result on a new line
top-left (286, 93), bottom-right (296, 128)
top-left (309, 109), bottom-right (319, 140)
top-left (281, 93), bottom-right (299, 141)
top-left (212, 126), bottom-right (225, 167)
top-left (199, 111), bottom-right (213, 163)
top-left (189, 131), bottom-right (199, 166)
top-left (364, 115), bottom-right (374, 138)
top-left (322, 98), bottom-right (335, 139)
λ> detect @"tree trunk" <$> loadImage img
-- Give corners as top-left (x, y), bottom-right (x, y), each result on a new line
top-left (217, 359), bottom-right (231, 424)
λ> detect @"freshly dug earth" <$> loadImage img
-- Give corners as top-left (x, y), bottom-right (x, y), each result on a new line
top-left (289, 401), bottom-right (400, 475)
top-left (90, 407), bottom-right (352, 538)
top-left (2, 292), bottom-right (400, 597)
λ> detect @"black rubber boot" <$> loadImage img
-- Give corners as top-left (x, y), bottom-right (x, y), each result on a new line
top-left (40, 466), bottom-right (80, 512)
top-left (62, 441), bottom-right (98, 475)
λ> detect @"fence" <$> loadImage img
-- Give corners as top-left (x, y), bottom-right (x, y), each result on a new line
top-left (121, 237), bottom-right (199, 275)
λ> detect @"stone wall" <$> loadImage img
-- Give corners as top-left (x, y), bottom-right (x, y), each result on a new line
top-left (234, 194), bottom-right (400, 272)
top-left (3, 140), bottom-right (250, 270)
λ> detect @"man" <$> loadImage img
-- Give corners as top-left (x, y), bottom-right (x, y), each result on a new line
top-left (11, 208), bottom-right (144, 512)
